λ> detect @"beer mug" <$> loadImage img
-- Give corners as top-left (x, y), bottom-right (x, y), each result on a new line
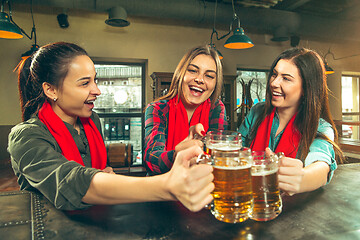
top-left (250, 151), bottom-right (283, 221)
top-left (198, 131), bottom-right (253, 223)
top-left (204, 130), bottom-right (242, 154)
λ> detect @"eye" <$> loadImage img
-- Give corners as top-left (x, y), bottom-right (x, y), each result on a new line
top-left (81, 81), bottom-right (90, 86)
top-left (95, 78), bottom-right (99, 84)
top-left (205, 74), bottom-right (215, 80)
top-left (187, 68), bottom-right (197, 74)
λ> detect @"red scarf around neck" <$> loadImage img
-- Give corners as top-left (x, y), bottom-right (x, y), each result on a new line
top-left (38, 101), bottom-right (107, 169)
top-left (250, 107), bottom-right (302, 158)
top-left (166, 95), bottom-right (211, 151)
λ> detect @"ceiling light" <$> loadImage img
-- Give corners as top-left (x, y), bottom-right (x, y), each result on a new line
top-left (0, 1), bottom-right (22, 39)
top-left (223, 0), bottom-right (253, 49)
top-left (224, 27), bottom-right (254, 49)
top-left (105, 6), bottom-right (130, 27)
top-left (324, 61), bottom-right (334, 75)
top-left (21, 44), bottom-right (39, 60)
top-left (271, 26), bottom-right (289, 42)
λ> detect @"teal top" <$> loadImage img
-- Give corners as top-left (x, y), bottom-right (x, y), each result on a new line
top-left (239, 102), bottom-right (337, 183)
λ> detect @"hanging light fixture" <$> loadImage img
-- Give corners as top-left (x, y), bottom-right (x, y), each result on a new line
top-left (223, 0), bottom-right (254, 49)
top-left (21, 44), bottom-right (38, 60)
top-left (0, 0), bottom-right (22, 39)
top-left (324, 48), bottom-right (335, 75)
top-left (0, 0), bottom-right (38, 54)
top-left (105, 6), bottom-right (130, 27)
top-left (324, 61), bottom-right (334, 75)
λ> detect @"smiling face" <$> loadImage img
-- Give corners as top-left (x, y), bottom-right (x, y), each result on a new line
top-left (52, 55), bottom-right (100, 124)
top-left (269, 59), bottom-right (303, 113)
top-left (180, 54), bottom-right (217, 110)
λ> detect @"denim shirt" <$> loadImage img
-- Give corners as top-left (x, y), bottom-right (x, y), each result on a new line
top-left (239, 102), bottom-right (337, 183)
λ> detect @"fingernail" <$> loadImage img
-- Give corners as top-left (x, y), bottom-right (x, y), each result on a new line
top-left (201, 131), bottom-right (206, 136)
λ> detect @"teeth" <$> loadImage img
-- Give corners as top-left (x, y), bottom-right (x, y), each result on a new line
top-left (86, 100), bottom-right (95, 104)
top-left (273, 92), bottom-right (282, 96)
top-left (190, 86), bottom-right (204, 92)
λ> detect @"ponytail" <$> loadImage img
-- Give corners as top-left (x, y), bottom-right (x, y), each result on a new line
top-left (16, 56), bottom-right (46, 121)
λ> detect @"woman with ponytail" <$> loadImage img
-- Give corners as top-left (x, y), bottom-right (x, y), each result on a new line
top-left (8, 42), bottom-right (214, 211)
top-left (239, 47), bottom-right (344, 196)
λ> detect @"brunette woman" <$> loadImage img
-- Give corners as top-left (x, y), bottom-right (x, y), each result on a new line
top-left (239, 47), bottom-right (344, 196)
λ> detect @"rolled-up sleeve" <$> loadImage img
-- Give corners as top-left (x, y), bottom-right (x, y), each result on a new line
top-left (304, 119), bottom-right (337, 183)
top-left (8, 122), bottom-right (100, 210)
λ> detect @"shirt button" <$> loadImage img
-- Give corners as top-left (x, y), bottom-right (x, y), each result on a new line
top-left (81, 154), bottom-right (85, 158)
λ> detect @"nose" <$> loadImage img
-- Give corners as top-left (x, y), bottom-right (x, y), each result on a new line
top-left (91, 82), bottom-right (101, 96)
top-left (270, 75), bottom-right (281, 87)
top-left (194, 76), bottom-right (204, 84)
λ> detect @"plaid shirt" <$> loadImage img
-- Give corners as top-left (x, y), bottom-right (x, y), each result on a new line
top-left (144, 99), bottom-right (228, 175)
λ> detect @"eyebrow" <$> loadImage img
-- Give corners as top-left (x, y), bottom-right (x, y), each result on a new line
top-left (188, 64), bottom-right (217, 74)
top-left (273, 69), bottom-right (294, 79)
top-left (76, 77), bottom-right (92, 82)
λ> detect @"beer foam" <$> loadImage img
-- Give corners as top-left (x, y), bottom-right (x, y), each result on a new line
top-left (209, 143), bottom-right (241, 151)
top-left (251, 168), bottom-right (278, 176)
top-left (214, 164), bottom-right (251, 170)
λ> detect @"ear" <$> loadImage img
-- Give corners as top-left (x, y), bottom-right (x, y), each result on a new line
top-left (42, 82), bottom-right (58, 100)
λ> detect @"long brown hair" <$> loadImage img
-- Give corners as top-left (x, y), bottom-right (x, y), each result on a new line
top-left (156, 45), bottom-right (223, 106)
top-left (249, 47), bottom-right (344, 163)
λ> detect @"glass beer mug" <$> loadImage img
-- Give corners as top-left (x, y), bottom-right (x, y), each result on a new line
top-left (198, 131), bottom-right (253, 223)
top-left (250, 151), bottom-right (284, 221)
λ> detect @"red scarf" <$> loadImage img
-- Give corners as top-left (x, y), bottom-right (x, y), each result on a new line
top-left (166, 96), bottom-right (211, 151)
top-left (38, 101), bottom-right (107, 169)
top-left (250, 108), bottom-right (301, 158)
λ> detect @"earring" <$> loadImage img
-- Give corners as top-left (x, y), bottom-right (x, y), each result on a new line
top-left (53, 98), bottom-right (57, 102)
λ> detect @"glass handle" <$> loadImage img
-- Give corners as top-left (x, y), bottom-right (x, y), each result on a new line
top-left (196, 153), bottom-right (212, 165)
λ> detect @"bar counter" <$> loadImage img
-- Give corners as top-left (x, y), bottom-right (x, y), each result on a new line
top-left (1, 163), bottom-right (360, 240)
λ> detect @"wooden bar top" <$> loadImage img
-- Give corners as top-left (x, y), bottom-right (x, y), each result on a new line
top-left (1, 163), bottom-right (360, 240)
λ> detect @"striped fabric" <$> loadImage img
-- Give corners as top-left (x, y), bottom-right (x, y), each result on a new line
top-left (144, 99), bottom-right (228, 175)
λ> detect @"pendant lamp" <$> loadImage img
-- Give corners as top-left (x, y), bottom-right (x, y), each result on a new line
top-left (223, 0), bottom-right (253, 49)
top-left (224, 26), bottom-right (254, 49)
top-left (0, 1), bottom-right (22, 39)
top-left (324, 61), bottom-right (334, 75)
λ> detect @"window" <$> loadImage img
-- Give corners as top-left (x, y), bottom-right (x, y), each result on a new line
top-left (341, 75), bottom-right (360, 140)
top-left (236, 69), bottom-right (269, 129)
top-left (93, 61), bottom-right (146, 167)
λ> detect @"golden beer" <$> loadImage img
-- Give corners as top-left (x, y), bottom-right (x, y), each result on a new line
top-left (211, 145), bottom-right (253, 223)
top-left (251, 165), bottom-right (282, 221)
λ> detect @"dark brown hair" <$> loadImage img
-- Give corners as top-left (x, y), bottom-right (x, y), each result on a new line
top-left (17, 42), bottom-right (88, 121)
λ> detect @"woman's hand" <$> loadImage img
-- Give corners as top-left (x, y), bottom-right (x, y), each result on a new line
top-left (102, 166), bottom-right (115, 174)
top-left (278, 156), bottom-right (305, 196)
top-left (266, 148), bottom-right (304, 196)
top-left (174, 123), bottom-right (206, 155)
top-left (166, 146), bottom-right (214, 212)
top-left (188, 123), bottom-right (206, 140)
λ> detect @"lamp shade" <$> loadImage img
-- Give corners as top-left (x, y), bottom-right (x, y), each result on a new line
top-left (325, 61), bottom-right (334, 75)
top-left (0, 12), bottom-right (23, 39)
top-left (210, 43), bottom-right (223, 60)
top-left (21, 44), bottom-right (39, 60)
top-left (224, 27), bottom-right (254, 49)
top-left (105, 6), bottom-right (130, 27)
